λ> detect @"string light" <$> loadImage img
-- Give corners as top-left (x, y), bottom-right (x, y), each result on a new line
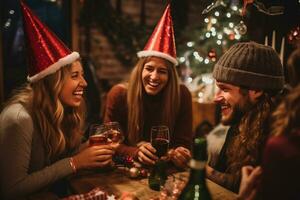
top-left (217, 34), bottom-right (223, 39)
top-left (204, 58), bottom-right (209, 64)
top-left (187, 41), bottom-right (194, 47)
top-left (211, 18), bottom-right (217, 24)
top-left (217, 40), bottom-right (222, 45)
top-left (4, 19), bottom-right (11, 28)
top-left (202, 76), bottom-right (213, 84)
top-left (179, 57), bottom-right (186, 63)
top-left (229, 22), bottom-right (234, 28)
top-left (231, 6), bottom-right (238, 11)
top-left (205, 32), bottom-right (211, 38)
top-left (235, 34), bottom-right (241, 40)
top-left (193, 51), bottom-right (200, 57)
top-left (226, 12), bottom-right (231, 18)
top-left (204, 18), bottom-right (209, 23)
top-left (223, 27), bottom-right (231, 34)
top-left (214, 11), bottom-right (220, 17)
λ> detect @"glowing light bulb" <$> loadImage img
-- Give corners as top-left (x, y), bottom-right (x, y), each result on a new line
top-left (211, 18), bottom-right (217, 24)
top-left (179, 57), bottom-right (185, 63)
top-left (187, 41), bottom-right (194, 47)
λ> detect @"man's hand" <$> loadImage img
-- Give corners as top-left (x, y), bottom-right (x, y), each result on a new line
top-left (238, 165), bottom-right (262, 200)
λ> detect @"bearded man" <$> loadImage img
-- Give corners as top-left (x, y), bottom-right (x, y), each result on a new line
top-left (206, 42), bottom-right (285, 192)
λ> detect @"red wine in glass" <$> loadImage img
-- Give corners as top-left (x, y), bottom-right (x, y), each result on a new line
top-left (152, 138), bottom-right (169, 158)
top-left (151, 126), bottom-right (170, 158)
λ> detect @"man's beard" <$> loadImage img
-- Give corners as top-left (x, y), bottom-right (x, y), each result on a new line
top-left (221, 96), bottom-right (253, 125)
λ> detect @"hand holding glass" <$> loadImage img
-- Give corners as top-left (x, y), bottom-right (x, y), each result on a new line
top-left (151, 126), bottom-right (170, 159)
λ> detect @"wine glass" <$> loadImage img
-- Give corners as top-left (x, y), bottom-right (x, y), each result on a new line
top-left (102, 121), bottom-right (124, 145)
top-left (88, 124), bottom-right (111, 146)
top-left (151, 126), bottom-right (170, 159)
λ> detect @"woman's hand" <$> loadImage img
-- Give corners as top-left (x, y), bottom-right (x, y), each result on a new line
top-left (73, 145), bottom-right (115, 170)
top-left (238, 165), bottom-right (262, 200)
top-left (137, 142), bottom-right (158, 165)
top-left (169, 147), bottom-right (191, 169)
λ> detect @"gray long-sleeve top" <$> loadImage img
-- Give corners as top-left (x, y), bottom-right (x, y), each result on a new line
top-left (0, 103), bottom-right (74, 199)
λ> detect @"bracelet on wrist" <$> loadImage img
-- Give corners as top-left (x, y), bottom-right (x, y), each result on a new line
top-left (69, 157), bottom-right (77, 173)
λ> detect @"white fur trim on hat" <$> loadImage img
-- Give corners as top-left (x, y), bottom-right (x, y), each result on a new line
top-left (137, 50), bottom-right (178, 66)
top-left (27, 52), bottom-right (80, 83)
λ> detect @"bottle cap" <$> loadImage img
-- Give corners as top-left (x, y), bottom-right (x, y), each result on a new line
top-left (193, 137), bottom-right (208, 161)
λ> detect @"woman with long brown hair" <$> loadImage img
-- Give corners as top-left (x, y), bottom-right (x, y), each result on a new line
top-left (0, 2), bottom-right (114, 199)
top-left (104, 4), bottom-right (193, 168)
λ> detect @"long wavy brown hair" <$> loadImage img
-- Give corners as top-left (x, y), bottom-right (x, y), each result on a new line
top-left (271, 84), bottom-right (300, 136)
top-left (226, 89), bottom-right (280, 174)
top-left (127, 57), bottom-right (180, 145)
top-left (5, 63), bottom-right (85, 161)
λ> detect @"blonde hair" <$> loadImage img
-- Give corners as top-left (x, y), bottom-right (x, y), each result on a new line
top-left (127, 57), bottom-right (180, 145)
top-left (6, 63), bottom-right (85, 161)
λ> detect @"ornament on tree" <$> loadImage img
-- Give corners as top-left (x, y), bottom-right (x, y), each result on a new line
top-left (287, 26), bottom-right (300, 46)
top-left (208, 49), bottom-right (217, 61)
top-left (234, 21), bottom-right (247, 35)
top-left (229, 33), bottom-right (235, 40)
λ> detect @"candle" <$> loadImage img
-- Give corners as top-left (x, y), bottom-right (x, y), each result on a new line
top-left (264, 35), bottom-right (268, 46)
top-left (272, 30), bottom-right (276, 49)
top-left (279, 37), bottom-right (285, 64)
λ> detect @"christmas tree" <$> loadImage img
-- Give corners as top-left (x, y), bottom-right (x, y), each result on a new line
top-left (178, 0), bottom-right (247, 81)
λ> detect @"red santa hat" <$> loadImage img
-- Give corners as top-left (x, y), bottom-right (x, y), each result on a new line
top-left (137, 3), bottom-right (178, 66)
top-left (20, 0), bottom-right (80, 82)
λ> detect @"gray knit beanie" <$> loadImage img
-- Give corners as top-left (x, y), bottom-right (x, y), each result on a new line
top-left (213, 42), bottom-right (284, 90)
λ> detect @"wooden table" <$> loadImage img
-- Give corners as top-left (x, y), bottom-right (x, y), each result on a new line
top-left (68, 168), bottom-right (237, 200)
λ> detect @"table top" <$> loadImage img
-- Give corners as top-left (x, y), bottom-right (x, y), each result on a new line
top-left (68, 168), bottom-right (237, 200)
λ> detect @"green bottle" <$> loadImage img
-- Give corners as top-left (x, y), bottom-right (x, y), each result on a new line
top-left (178, 137), bottom-right (212, 200)
top-left (148, 160), bottom-right (167, 191)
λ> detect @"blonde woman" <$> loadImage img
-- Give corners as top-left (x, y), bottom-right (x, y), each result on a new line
top-left (0, 2), bottom-right (114, 199)
top-left (104, 4), bottom-right (193, 169)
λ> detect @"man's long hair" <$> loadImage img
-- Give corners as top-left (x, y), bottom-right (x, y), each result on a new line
top-left (226, 89), bottom-right (279, 174)
top-left (127, 57), bottom-right (180, 145)
top-left (6, 63), bottom-right (85, 161)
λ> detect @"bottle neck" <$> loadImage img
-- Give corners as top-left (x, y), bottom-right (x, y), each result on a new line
top-left (188, 159), bottom-right (206, 184)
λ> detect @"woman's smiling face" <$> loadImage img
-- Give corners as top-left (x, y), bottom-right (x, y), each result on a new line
top-left (59, 61), bottom-right (87, 107)
top-left (142, 57), bottom-right (170, 95)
